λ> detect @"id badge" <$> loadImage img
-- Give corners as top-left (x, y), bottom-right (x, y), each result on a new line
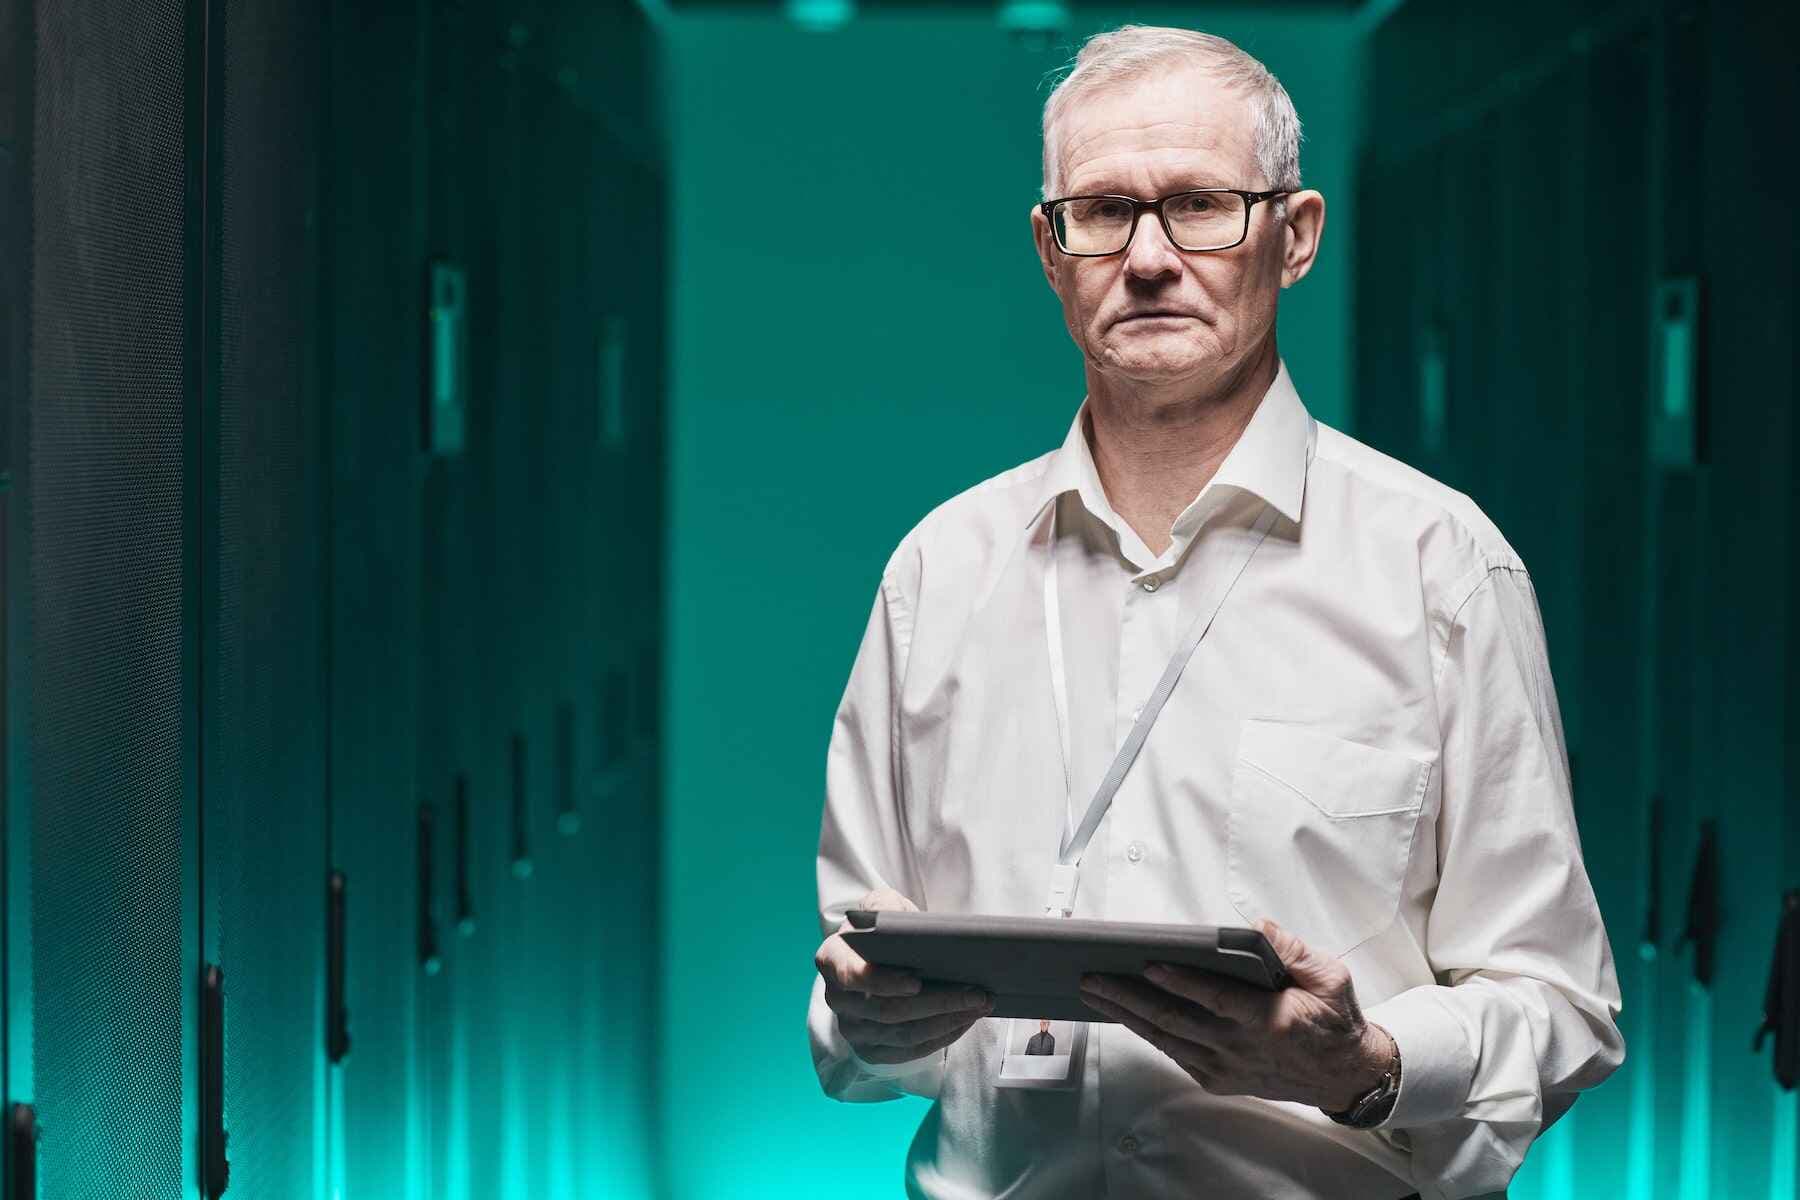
top-left (995, 863), bottom-right (1089, 1090)
top-left (994, 1013), bottom-right (1088, 1090)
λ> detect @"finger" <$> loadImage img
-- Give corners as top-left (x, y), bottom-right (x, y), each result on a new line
top-left (1080, 973), bottom-right (1231, 1046)
top-left (1142, 963), bottom-right (1272, 1026)
top-left (1083, 994), bottom-right (1234, 1090)
top-left (817, 934), bottom-right (921, 997)
top-left (1080, 991), bottom-right (1211, 1067)
top-left (826, 981), bottom-right (992, 1023)
top-left (842, 1006), bottom-right (988, 1049)
top-left (1258, 918), bottom-right (1301, 960)
top-left (1256, 918), bottom-right (1348, 996)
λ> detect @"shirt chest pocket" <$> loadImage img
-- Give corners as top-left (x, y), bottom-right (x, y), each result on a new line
top-left (1225, 719), bottom-right (1431, 960)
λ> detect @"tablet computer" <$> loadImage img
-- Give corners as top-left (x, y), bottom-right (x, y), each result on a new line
top-left (842, 910), bottom-right (1289, 1023)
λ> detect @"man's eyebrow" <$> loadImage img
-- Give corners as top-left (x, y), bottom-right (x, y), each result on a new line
top-left (1062, 176), bottom-right (1234, 196)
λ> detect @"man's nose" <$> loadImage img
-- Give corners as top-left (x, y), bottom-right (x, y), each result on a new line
top-left (1123, 208), bottom-right (1182, 277)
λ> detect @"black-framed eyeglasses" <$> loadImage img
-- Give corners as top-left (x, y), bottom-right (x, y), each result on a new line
top-left (1039, 188), bottom-right (1293, 256)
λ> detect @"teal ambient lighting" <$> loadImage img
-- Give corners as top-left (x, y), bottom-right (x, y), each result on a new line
top-left (427, 261), bottom-right (468, 456)
top-left (1537, 1106), bottom-right (1576, 1200)
top-left (1626, 955), bottom-right (1659, 1200)
top-left (1772, 1088), bottom-right (1797, 1200)
top-left (997, 0), bottom-right (1068, 34)
top-left (1649, 276), bottom-right (1699, 468)
top-left (1679, 987), bottom-right (1712, 1200)
top-left (447, 1007), bottom-right (471, 1199)
top-left (785, 0), bottom-right (853, 31)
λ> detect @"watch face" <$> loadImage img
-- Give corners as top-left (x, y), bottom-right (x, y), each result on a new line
top-left (1356, 1087), bottom-right (1399, 1128)
top-left (1353, 1079), bottom-right (1400, 1128)
top-left (1328, 1074), bottom-right (1398, 1128)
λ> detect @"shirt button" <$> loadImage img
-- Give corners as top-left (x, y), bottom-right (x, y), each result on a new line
top-left (1140, 577), bottom-right (1159, 592)
top-left (1117, 1133), bottom-right (1140, 1154)
top-left (1125, 841), bottom-right (1145, 864)
top-left (1131, 705), bottom-right (1143, 722)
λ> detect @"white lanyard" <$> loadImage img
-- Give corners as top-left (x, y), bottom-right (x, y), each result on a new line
top-left (1040, 495), bottom-right (1280, 916)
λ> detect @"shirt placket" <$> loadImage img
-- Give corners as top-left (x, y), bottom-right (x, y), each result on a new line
top-left (1099, 540), bottom-right (1188, 1193)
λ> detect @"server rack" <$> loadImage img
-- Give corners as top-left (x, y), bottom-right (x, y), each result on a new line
top-left (0, 0), bottom-right (667, 1195)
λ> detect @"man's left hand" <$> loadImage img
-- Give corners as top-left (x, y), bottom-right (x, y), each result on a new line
top-left (1078, 918), bottom-right (1396, 1113)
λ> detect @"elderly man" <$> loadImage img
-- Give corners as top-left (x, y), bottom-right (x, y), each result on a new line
top-left (808, 24), bottom-right (1622, 1200)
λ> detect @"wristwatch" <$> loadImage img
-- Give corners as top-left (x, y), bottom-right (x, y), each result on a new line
top-left (1323, 1037), bottom-right (1402, 1129)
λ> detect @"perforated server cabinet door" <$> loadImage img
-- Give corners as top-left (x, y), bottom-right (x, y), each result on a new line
top-left (1566, 35), bottom-right (1652, 1188)
top-left (475, 27), bottom-right (549, 1191)
top-left (417, 2), bottom-right (491, 1194)
top-left (26, 0), bottom-right (196, 1194)
top-left (201, 0), bottom-right (330, 1195)
top-left (590, 131), bottom-right (667, 1195)
top-left (323, 0), bottom-right (430, 1196)
top-left (0, 0), bottom-right (30, 1168)
top-left (432, 114), bottom-right (505, 1177)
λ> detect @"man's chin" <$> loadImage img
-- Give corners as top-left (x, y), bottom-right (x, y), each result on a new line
top-left (1094, 349), bottom-right (1214, 384)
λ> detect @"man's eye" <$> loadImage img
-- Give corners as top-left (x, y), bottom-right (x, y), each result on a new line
top-left (1076, 200), bottom-right (1130, 222)
top-left (1171, 195), bottom-right (1215, 215)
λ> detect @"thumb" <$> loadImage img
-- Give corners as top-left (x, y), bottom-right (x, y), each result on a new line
top-left (1259, 918), bottom-right (1339, 991)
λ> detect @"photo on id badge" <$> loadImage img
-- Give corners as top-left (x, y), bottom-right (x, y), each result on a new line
top-left (996, 1015), bottom-right (1087, 1089)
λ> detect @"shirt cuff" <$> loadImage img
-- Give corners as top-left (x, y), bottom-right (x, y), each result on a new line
top-left (1364, 985), bottom-right (1476, 1129)
top-left (847, 1040), bottom-right (947, 1081)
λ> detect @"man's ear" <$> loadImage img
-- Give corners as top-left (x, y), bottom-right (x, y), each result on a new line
top-left (1279, 189), bottom-right (1326, 289)
top-left (1029, 204), bottom-right (1062, 295)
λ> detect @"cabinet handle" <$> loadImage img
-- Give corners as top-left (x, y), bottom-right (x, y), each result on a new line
top-left (418, 806), bottom-right (441, 975)
top-left (1641, 793), bottom-right (1663, 958)
top-left (510, 734), bottom-right (532, 879)
top-left (201, 965), bottom-right (230, 1197)
top-left (455, 774), bottom-right (475, 935)
top-left (327, 871), bottom-right (351, 1062)
top-left (6, 1103), bottom-right (39, 1200)
top-left (1678, 817), bottom-right (1720, 987)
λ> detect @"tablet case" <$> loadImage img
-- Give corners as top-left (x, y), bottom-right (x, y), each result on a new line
top-left (843, 910), bottom-right (1289, 1022)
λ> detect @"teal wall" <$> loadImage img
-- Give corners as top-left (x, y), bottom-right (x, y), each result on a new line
top-left (661, 13), bottom-right (1363, 1196)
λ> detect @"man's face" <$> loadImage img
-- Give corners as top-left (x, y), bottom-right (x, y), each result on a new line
top-left (1039, 1019), bottom-right (1051, 1033)
top-left (1031, 67), bottom-right (1320, 391)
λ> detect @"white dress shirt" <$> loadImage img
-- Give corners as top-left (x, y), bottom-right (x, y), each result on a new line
top-left (808, 359), bottom-right (1625, 1200)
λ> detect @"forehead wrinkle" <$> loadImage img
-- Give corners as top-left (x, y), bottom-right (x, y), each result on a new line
top-left (1063, 141), bottom-right (1248, 197)
top-left (1062, 117), bottom-right (1223, 163)
top-left (1066, 149), bottom-right (1229, 193)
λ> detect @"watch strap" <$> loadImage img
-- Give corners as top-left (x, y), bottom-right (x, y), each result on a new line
top-left (1325, 1037), bottom-right (1402, 1129)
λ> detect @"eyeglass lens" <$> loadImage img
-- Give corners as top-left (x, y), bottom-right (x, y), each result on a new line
top-left (1052, 192), bottom-right (1248, 254)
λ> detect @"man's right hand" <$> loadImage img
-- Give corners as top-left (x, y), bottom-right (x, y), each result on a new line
top-left (816, 887), bottom-right (994, 1065)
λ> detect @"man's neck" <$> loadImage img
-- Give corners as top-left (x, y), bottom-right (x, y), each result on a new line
top-left (1082, 343), bottom-right (1279, 558)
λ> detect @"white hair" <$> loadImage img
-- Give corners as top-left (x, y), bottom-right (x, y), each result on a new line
top-left (1040, 25), bottom-right (1303, 214)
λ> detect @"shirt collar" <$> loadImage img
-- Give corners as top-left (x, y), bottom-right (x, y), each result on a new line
top-left (1026, 357), bottom-right (1314, 536)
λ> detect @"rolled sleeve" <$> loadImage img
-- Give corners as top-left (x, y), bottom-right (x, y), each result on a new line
top-left (1372, 564), bottom-right (1625, 1199)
